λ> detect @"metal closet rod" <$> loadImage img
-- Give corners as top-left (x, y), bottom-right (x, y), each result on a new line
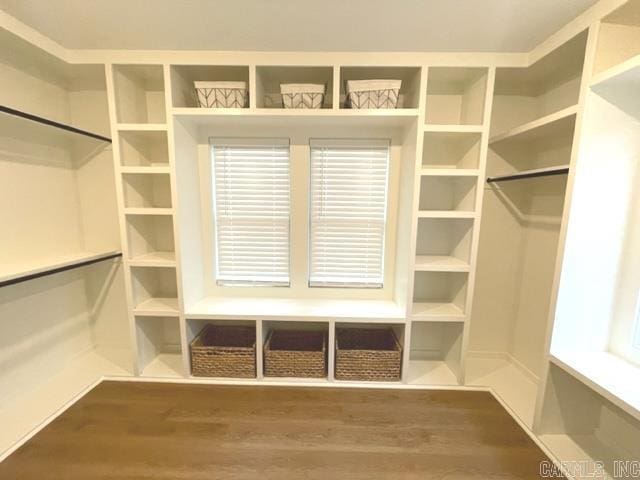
top-left (486, 166), bottom-right (569, 183)
top-left (0, 252), bottom-right (123, 288)
top-left (0, 105), bottom-right (112, 143)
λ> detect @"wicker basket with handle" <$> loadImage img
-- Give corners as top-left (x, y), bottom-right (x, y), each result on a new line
top-left (335, 327), bottom-right (402, 381)
top-left (191, 324), bottom-right (256, 378)
top-left (264, 329), bottom-right (327, 378)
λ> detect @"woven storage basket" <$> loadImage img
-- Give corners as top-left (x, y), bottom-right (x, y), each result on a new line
top-left (194, 81), bottom-right (249, 108)
top-left (191, 325), bottom-right (256, 378)
top-left (264, 330), bottom-right (327, 378)
top-left (280, 83), bottom-right (326, 109)
top-left (335, 327), bottom-right (402, 381)
top-left (346, 79), bottom-right (402, 109)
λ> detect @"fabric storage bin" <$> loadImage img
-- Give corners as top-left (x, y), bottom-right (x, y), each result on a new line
top-left (264, 330), bottom-right (327, 378)
top-left (335, 327), bottom-right (402, 381)
top-left (346, 79), bottom-right (402, 109)
top-left (280, 83), bottom-right (326, 109)
top-left (194, 81), bottom-right (249, 108)
top-left (191, 324), bottom-right (256, 377)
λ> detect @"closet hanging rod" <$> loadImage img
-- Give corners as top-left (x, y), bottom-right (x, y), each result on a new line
top-left (0, 252), bottom-right (122, 288)
top-left (486, 166), bottom-right (569, 184)
top-left (0, 105), bottom-right (112, 143)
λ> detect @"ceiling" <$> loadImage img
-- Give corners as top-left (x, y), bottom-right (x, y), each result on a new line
top-left (0, 0), bottom-right (599, 52)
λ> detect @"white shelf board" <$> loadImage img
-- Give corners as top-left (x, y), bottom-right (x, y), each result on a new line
top-left (420, 168), bottom-right (480, 177)
top-left (590, 54), bottom-right (640, 121)
top-left (124, 207), bottom-right (173, 216)
top-left (0, 250), bottom-right (121, 285)
top-left (405, 360), bottom-right (459, 386)
top-left (134, 297), bottom-right (180, 316)
top-left (590, 53), bottom-right (640, 89)
top-left (173, 107), bottom-right (419, 129)
top-left (423, 124), bottom-right (484, 133)
top-left (116, 123), bottom-right (167, 131)
top-left (0, 349), bottom-right (131, 460)
top-left (410, 302), bottom-right (465, 322)
top-left (186, 297), bottom-right (406, 322)
top-left (141, 353), bottom-right (184, 378)
top-left (414, 255), bottom-right (470, 272)
top-left (550, 351), bottom-right (640, 422)
top-left (489, 105), bottom-right (578, 145)
top-left (128, 251), bottom-right (176, 267)
top-left (417, 211), bottom-right (476, 219)
top-left (120, 166), bottom-right (171, 174)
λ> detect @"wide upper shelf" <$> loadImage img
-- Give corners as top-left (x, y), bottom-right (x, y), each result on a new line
top-left (489, 105), bottom-right (578, 146)
top-left (0, 105), bottom-right (111, 150)
top-left (590, 54), bottom-right (640, 121)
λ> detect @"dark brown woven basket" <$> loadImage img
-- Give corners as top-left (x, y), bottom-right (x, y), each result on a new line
top-left (264, 330), bottom-right (327, 378)
top-left (191, 325), bottom-right (256, 378)
top-left (335, 327), bottom-right (402, 381)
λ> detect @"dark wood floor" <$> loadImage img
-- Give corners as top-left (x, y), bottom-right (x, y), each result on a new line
top-left (0, 381), bottom-right (554, 479)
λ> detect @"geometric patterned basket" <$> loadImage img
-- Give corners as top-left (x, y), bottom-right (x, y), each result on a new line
top-left (190, 324), bottom-right (256, 378)
top-left (335, 327), bottom-right (402, 381)
top-left (346, 79), bottom-right (402, 109)
top-left (194, 81), bottom-right (249, 108)
top-left (264, 329), bottom-right (327, 378)
top-left (280, 83), bottom-right (326, 109)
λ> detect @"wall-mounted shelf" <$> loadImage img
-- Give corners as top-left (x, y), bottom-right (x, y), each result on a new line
top-left (487, 165), bottom-right (569, 183)
top-left (0, 251), bottom-right (122, 288)
top-left (414, 255), bottom-right (470, 272)
top-left (410, 302), bottom-right (465, 322)
top-left (489, 106), bottom-right (577, 146)
top-left (0, 105), bottom-right (111, 147)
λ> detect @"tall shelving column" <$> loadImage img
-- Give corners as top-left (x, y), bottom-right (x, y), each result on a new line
top-left (106, 64), bottom-right (184, 378)
top-left (406, 66), bottom-right (494, 385)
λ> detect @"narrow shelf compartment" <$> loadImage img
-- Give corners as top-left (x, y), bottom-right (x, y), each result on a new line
top-left (112, 65), bottom-right (166, 124)
top-left (339, 66), bottom-right (421, 109)
top-left (416, 217), bottom-right (473, 266)
top-left (122, 172), bottom-right (172, 208)
top-left (418, 175), bottom-right (477, 212)
top-left (0, 250), bottom-right (121, 288)
top-left (425, 67), bottom-right (488, 125)
top-left (591, 55), bottom-right (640, 121)
top-left (489, 105), bottom-right (577, 146)
top-left (414, 255), bottom-right (470, 272)
top-left (407, 322), bottom-right (462, 385)
top-left (492, 31), bottom-right (586, 134)
top-left (135, 316), bottom-right (184, 377)
top-left (255, 66), bottom-right (333, 109)
top-left (170, 65), bottom-right (250, 108)
top-left (130, 266), bottom-right (179, 316)
top-left (487, 165), bottom-right (569, 183)
top-left (118, 130), bottom-right (169, 167)
top-left (126, 215), bottom-right (175, 261)
top-left (422, 131), bottom-right (482, 169)
top-left (412, 271), bottom-right (468, 321)
top-left (0, 105), bottom-right (111, 147)
top-left (594, 0), bottom-right (640, 75)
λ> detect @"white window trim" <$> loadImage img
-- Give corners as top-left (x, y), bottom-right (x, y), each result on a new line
top-left (210, 137), bottom-right (291, 287)
top-left (308, 138), bottom-right (390, 289)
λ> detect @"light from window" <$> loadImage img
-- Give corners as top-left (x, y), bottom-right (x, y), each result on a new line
top-left (211, 138), bottom-right (290, 286)
top-left (309, 139), bottom-right (390, 288)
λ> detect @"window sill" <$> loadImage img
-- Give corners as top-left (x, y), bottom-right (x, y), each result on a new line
top-left (185, 296), bottom-right (406, 322)
top-left (550, 350), bottom-right (640, 422)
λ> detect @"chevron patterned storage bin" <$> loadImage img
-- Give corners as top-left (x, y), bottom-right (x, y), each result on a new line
top-left (346, 79), bottom-right (402, 109)
top-left (280, 83), bottom-right (326, 109)
top-left (194, 81), bottom-right (249, 108)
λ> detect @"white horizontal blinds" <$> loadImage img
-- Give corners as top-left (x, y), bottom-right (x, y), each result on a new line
top-left (211, 138), bottom-right (290, 286)
top-left (309, 139), bottom-right (390, 287)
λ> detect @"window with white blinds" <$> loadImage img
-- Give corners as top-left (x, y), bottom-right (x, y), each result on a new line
top-left (211, 138), bottom-right (290, 286)
top-left (309, 139), bottom-right (390, 288)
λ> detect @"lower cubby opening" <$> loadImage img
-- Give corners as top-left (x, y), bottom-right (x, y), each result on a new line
top-left (122, 173), bottom-right (172, 209)
top-left (406, 322), bottom-right (462, 385)
top-left (130, 266), bottom-right (179, 314)
top-left (419, 175), bottom-right (477, 212)
top-left (412, 271), bottom-right (469, 321)
top-left (334, 323), bottom-right (404, 382)
top-left (186, 319), bottom-right (257, 379)
top-left (135, 316), bottom-right (184, 377)
top-left (415, 217), bottom-right (473, 269)
top-left (126, 215), bottom-right (176, 263)
top-left (262, 321), bottom-right (329, 380)
top-left (422, 131), bottom-right (482, 169)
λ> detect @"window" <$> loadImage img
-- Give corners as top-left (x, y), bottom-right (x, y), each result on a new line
top-left (309, 139), bottom-right (390, 288)
top-left (211, 138), bottom-right (290, 286)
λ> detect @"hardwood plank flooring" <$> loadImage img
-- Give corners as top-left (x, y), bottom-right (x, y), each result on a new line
top-left (0, 382), bottom-right (555, 479)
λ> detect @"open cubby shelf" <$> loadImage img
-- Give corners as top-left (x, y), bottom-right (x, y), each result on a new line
top-left (118, 130), bottom-right (169, 167)
top-left (422, 130), bottom-right (482, 169)
top-left (122, 172), bottom-right (172, 209)
top-left (407, 322), bottom-right (462, 384)
top-left (126, 214), bottom-right (175, 262)
top-left (339, 66), bottom-right (421, 109)
top-left (594, 0), bottom-right (640, 75)
top-left (256, 66), bottom-right (334, 109)
top-left (130, 266), bottom-right (179, 316)
top-left (135, 316), bottom-right (184, 378)
top-left (170, 65), bottom-right (250, 108)
top-left (112, 64), bottom-right (166, 124)
top-left (425, 67), bottom-right (488, 126)
top-left (412, 271), bottom-right (469, 321)
top-left (418, 175), bottom-right (477, 212)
